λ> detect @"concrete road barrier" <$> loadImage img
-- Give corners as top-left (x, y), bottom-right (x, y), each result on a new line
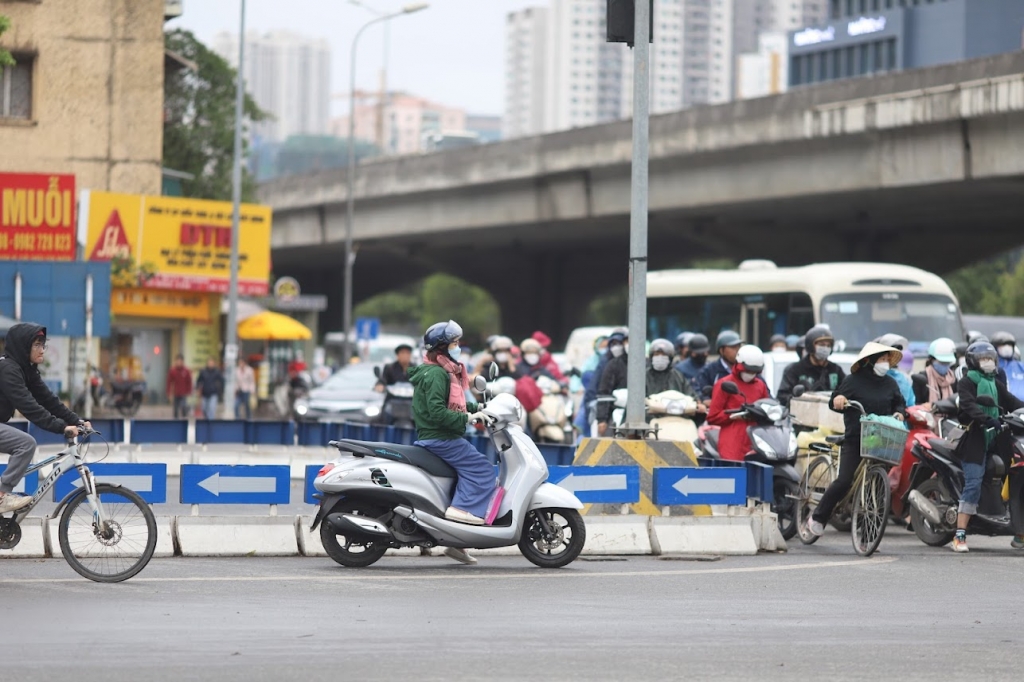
top-left (649, 516), bottom-right (759, 556)
top-left (42, 515), bottom-right (175, 559)
top-left (176, 516), bottom-right (299, 557)
top-left (582, 516), bottom-right (653, 555)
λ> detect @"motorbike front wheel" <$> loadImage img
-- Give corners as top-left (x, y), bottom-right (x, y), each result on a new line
top-left (319, 502), bottom-right (390, 568)
top-left (519, 508), bottom-right (586, 568)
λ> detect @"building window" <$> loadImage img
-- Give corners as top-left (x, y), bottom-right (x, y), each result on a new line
top-left (831, 48), bottom-right (841, 78)
top-left (886, 38), bottom-right (897, 70)
top-left (819, 51), bottom-right (829, 81)
top-left (1, 56), bottom-right (33, 120)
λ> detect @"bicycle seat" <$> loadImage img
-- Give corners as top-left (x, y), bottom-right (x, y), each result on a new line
top-left (336, 439), bottom-right (457, 478)
top-left (927, 438), bottom-right (957, 460)
top-left (826, 435), bottom-right (845, 445)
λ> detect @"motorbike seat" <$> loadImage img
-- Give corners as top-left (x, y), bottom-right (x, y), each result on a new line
top-left (927, 438), bottom-right (958, 460)
top-left (336, 439), bottom-right (457, 478)
top-left (825, 435), bottom-right (845, 445)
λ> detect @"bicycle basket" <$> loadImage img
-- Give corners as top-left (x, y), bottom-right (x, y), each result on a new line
top-left (859, 418), bottom-right (907, 466)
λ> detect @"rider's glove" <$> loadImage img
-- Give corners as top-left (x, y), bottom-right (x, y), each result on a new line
top-left (469, 411), bottom-right (496, 426)
top-left (986, 417), bottom-right (1001, 430)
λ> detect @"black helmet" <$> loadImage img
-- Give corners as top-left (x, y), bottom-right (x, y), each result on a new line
top-left (688, 333), bottom-right (710, 353)
top-left (805, 326), bottom-right (834, 348)
top-left (795, 335), bottom-right (807, 357)
top-left (715, 330), bottom-right (742, 350)
top-left (423, 320), bottom-right (463, 351)
top-left (675, 332), bottom-right (694, 350)
top-left (965, 341), bottom-right (998, 372)
top-left (954, 341), bottom-right (969, 359)
top-left (991, 331), bottom-right (1016, 348)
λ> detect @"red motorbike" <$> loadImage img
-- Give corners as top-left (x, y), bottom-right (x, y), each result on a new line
top-left (890, 399), bottom-right (959, 521)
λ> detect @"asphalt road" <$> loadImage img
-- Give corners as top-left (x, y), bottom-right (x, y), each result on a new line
top-left (3, 529), bottom-right (1021, 681)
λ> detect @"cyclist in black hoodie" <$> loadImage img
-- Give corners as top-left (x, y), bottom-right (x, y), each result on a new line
top-left (0, 323), bottom-right (88, 513)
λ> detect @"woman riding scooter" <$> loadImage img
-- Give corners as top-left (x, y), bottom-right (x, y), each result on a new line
top-left (706, 345), bottom-right (770, 462)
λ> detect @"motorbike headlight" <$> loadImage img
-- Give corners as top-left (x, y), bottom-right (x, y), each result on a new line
top-left (364, 405), bottom-right (381, 418)
top-left (765, 406), bottom-right (784, 422)
top-left (752, 433), bottom-right (776, 457)
top-left (294, 399), bottom-right (309, 416)
top-left (789, 432), bottom-right (798, 456)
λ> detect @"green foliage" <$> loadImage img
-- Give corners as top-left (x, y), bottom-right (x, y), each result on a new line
top-left (354, 274), bottom-right (500, 348)
top-left (163, 29), bottom-right (268, 201)
top-left (946, 252), bottom-right (1018, 315)
top-left (0, 15), bottom-right (15, 68)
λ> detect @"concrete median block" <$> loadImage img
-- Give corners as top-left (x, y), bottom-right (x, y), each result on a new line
top-left (133, 449), bottom-right (193, 476)
top-left (45, 514), bottom-right (175, 558)
top-left (582, 516), bottom-right (653, 555)
top-left (176, 516), bottom-right (299, 556)
top-left (650, 516), bottom-right (759, 556)
top-left (296, 515), bottom-right (326, 557)
top-left (0, 517), bottom-right (48, 558)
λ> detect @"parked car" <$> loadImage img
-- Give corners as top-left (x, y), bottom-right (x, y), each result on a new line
top-left (293, 363), bottom-right (383, 422)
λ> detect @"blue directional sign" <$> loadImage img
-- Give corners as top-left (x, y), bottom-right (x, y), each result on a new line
top-left (355, 317), bottom-right (381, 341)
top-left (180, 464), bottom-right (290, 505)
top-left (53, 463), bottom-right (167, 504)
top-left (304, 464), bottom-right (323, 505)
top-left (653, 467), bottom-right (747, 506)
top-left (547, 466), bottom-right (640, 504)
top-left (0, 466), bottom-right (38, 496)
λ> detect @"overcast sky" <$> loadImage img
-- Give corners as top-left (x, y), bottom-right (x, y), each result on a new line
top-left (168, 0), bottom-right (540, 118)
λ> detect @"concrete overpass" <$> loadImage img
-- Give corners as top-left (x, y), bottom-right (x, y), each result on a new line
top-left (260, 52), bottom-right (1024, 342)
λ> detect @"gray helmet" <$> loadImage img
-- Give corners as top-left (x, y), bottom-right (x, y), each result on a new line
top-left (649, 338), bottom-right (675, 357)
top-left (991, 331), bottom-right (1016, 348)
top-left (805, 326), bottom-right (834, 348)
top-left (675, 332), bottom-right (694, 350)
top-left (715, 330), bottom-right (742, 350)
top-left (876, 333), bottom-right (909, 351)
top-left (688, 333), bottom-right (710, 353)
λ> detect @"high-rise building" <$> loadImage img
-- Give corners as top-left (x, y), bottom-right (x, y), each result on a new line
top-left (331, 93), bottom-right (467, 156)
top-left (504, 7), bottom-right (549, 138)
top-left (214, 31), bottom-right (331, 144)
top-left (736, 31), bottom-right (789, 99)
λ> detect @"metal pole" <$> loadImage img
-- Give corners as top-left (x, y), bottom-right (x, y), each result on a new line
top-left (84, 273), bottom-right (93, 420)
top-left (222, 0), bottom-right (246, 418)
top-left (624, 0), bottom-right (650, 431)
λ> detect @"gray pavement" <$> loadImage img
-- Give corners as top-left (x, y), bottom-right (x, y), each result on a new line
top-left (3, 529), bottom-right (1022, 681)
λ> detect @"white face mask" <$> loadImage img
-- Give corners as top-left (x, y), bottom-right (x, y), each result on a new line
top-left (740, 372), bottom-right (757, 383)
top-left (524, 353), bottom-right (540, 365)
top-left (980, 359), bottom-right (997, 374)
top-left (873, 361), bottom-right (890, 377)
top-left (495, 352), bottom-right (509, 364)
top-left (998, 346), bottom-right (1015, 359)
top-left (651, 356), bottom-right (670, 371)
top-left (610, 345), bottom-right (624, 358)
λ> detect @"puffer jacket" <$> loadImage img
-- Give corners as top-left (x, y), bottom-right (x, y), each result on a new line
top-left (0, 323), bottom-right (80, 433)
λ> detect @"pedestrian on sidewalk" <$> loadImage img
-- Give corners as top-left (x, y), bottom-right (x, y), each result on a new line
top-left (166, 355), bottom-right (192, 419)
top-left (234, 357), bottom-right (256, 420)
top-left (195, 358), bottom-right (224, 420)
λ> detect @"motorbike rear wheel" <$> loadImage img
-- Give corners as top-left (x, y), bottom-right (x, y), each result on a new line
top-left (519, 508), bottom-right (586, 568)
top-left (319, 502), bottom-right (390, 568)
top-left (774, 479), bottom-right (800, 541)
top-left (909, 478), bottom-right (956, 547)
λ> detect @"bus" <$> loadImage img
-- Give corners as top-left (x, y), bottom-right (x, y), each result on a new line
top-left (646, 261), bottom-right (965, 356)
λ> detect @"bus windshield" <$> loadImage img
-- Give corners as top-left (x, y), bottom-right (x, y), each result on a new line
top-left (821, 293), bottom-right (963, 352)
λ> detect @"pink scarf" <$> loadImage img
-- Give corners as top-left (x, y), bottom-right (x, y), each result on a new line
top-left (925, 364), bottom-right (956, 404)
top-left (426, 353), bottom-right (469, 413)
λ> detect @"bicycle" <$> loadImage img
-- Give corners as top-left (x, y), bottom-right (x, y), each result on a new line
top-left (0, 429), bottom-right (157, 582)
top-left (795, 401), bottom-right (906, 557)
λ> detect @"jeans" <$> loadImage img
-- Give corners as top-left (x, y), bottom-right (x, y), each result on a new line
top-left (0, 423), bottom-right (36, 494)
top-left (235, 391), bottom-right (252, 420)
top-left (959, 461), bottom-right (986, 516)
top-left (415, 438), bottom-right (496, 518)
top-left (201, 395), bottom-right (219, 420)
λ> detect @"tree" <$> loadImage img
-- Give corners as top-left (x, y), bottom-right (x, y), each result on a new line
top-left (163, 29), bottom-right (268, 201)
top-left (0, 15), bottom-right (15, 68)
top-left (945, 251), bottom-right (1020, 315)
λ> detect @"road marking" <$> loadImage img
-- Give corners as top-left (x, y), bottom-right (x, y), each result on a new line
top-left (0, 557), bottom-right (897, 585)
top-left (198, 473), bottom-right (278, 496)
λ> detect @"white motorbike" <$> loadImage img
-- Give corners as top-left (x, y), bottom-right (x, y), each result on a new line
top-left (528, 375), bottom-right (574, 444)
top-left (311, 372), bottom-right (587, 569)
top-left (645, 391), bottom-right (700, 442)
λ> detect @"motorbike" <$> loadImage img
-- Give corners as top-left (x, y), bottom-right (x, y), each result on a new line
top-left (80, 368), bottom-right (145, 417)
top-left (646, 391), bottom-right (700, 442)
top-left (904, 394), bottom-right (1024, 546)
top-left (889, 399), bottom-right (959, 521)
top-left (374, 367), bottom-right (415, 429)
top-left (528, 375), bottom-right (573, 444)
top-left (311, 369), bottom-right (587, 568)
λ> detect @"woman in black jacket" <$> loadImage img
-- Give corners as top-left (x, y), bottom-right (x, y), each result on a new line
top-left (951, 341), bottom-right (1024, 553)
top-left (806, 342), bottom-right (906, 537)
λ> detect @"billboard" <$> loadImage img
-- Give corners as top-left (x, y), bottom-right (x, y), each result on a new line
top-left (84, 191), bottom-right (272, 296)
top-left (0, 173), bottom-right (77, 261)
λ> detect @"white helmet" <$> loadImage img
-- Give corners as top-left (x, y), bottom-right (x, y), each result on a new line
top-left (736, 345), bottom-right (765, 373)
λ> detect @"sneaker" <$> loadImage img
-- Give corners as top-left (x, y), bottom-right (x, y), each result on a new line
top-left (0, 493), bottom-right (32, 514)
top-left (443, 547), bottom-right (478, 565)
top-left (806, 517), bottom-right (825, 537)
top-left (444, 507), bottom-right (485, 525)
top-left (1011, 535), bottom-right (1024, 550)
top-left (952, 531), bottom-right (969, 553)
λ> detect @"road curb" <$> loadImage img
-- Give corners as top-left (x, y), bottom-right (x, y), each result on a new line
top-left (649, 516), bottom-right (760, 556)
top-left (583, 516), bottom-right (653, 555)
top-left (176, 516), bottom-right (299, 556)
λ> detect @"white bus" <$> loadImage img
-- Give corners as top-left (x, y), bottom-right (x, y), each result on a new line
top-left (646, 261), bottom-right (965, 356)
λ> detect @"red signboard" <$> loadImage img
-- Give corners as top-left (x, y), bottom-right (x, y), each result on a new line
top-left (0, 173), bottom-right (77, 261)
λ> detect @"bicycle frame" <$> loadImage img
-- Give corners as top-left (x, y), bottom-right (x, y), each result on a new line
top-left (11, 438), bottom-right (107, 529)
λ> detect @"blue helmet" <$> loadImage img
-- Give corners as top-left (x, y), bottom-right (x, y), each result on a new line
top-left (423, 320), bottom-right (464, 351)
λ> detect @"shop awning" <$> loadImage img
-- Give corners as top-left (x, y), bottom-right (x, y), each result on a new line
top-left (237, 311), bottom-right (312, 341)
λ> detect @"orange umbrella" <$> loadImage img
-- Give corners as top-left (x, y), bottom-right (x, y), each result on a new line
top-left (237, 311), bottom-right (312, 341)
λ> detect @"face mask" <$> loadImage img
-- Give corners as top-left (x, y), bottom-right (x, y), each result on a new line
top-left (980, 359), bottom-right (997, 374)
top-left (740, 372), bottom-right (757, 383)
top-left (495, 352), bottom-right (509, 364)
top-left (652, 356), bottom-right (670, 371)
top-left (873, 362), bottom-right (890, 377)
top-left (814, 346), bottom-right (832, 362)
top-left (448, 346), bottom-right (462, 362)
top-left (932, 361), bottom-right (949, 376)
top-left (524, 353), bottom-right (540, 365)
top-left (610, 345), bottom-right (624, 358)
top-left (999, 346), bottom-right (1014, 359)
top-left (771, 345), bottom-right (787, 353)
top-left (691, 353), bottom-right (707, 364)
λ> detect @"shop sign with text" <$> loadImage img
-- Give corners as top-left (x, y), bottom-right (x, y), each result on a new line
top-left (0, 173), bottom-right (76, 261)
top-left (84, 191), bottom-right (271, 295)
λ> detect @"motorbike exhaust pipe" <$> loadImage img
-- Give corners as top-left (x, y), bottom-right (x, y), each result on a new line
top-left (325, 513), bottom-right (394, 539)
top-left (908, 490), bottom-right (945, 527)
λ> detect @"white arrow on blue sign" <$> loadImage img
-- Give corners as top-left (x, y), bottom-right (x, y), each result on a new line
top-left (181, 464), bottom-right (290, 505)
top-left (0, 466), bottom-right (38, 496)
top-left (653, 468), bottom-right (747, 506)
top-left (547, 466), bottom-right (640, 504)
top-left (53, 463), bottom-right (167, 504)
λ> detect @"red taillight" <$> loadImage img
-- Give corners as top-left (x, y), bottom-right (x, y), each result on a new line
top-left (317, 463), bottom-right (335, 478)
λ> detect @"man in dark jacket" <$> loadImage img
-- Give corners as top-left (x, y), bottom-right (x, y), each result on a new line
top-left (646, 338), bottom-right (702, 401)
top-left (0, 323), bottom-right (87, 513)
top-left (674, 333), bottom-right (709, 382)
top-left (596, 334), bottom-right (629, 435)
top-left (777, 326), bottom-right (846, 405)
top-left (195, 358), bottom-right (225, 420)
top-left (693, 331), bottom-right (742, 399)
top-left (375, 344), bottom-right (414, 390)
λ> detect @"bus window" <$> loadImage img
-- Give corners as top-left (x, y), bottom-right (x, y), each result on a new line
top-left (821, 293), bottom-right (962, 351)
top-left (648, 292), bottom-right (815, 349)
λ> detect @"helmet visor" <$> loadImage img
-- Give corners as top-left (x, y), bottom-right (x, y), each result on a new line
top-left (443, 320), bottom-right (463, 342)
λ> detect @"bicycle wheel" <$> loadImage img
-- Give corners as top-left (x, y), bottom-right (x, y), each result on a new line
top-left (796, 455), bottom-right (834, 545)
top-left (59, 484), bottom-right (157, 583)
top-left (851, 465), bottom-right (891, 557)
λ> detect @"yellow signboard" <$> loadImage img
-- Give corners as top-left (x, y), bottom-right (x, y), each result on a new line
top-left (110, 289), bottom-right (212, 322)
top-left (85, 191), bottom-right (271, 295)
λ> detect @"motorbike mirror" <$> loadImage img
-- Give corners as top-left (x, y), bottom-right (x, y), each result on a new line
top-left (721, 381), bottom-right (740, 396)
top-left (792, 385), bottom-right (806, 398)
top-left (488, 362), bottom-right (499, 381)
top-left (976, 395), bottom-right (997, 408)
top-left (473, 375), bottom-right (488, 393)
top-left (373, 366), bottom-right (382, 380)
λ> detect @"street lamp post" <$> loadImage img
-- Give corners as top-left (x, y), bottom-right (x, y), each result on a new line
top-left (341, 3), bottom-right (428, 365)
